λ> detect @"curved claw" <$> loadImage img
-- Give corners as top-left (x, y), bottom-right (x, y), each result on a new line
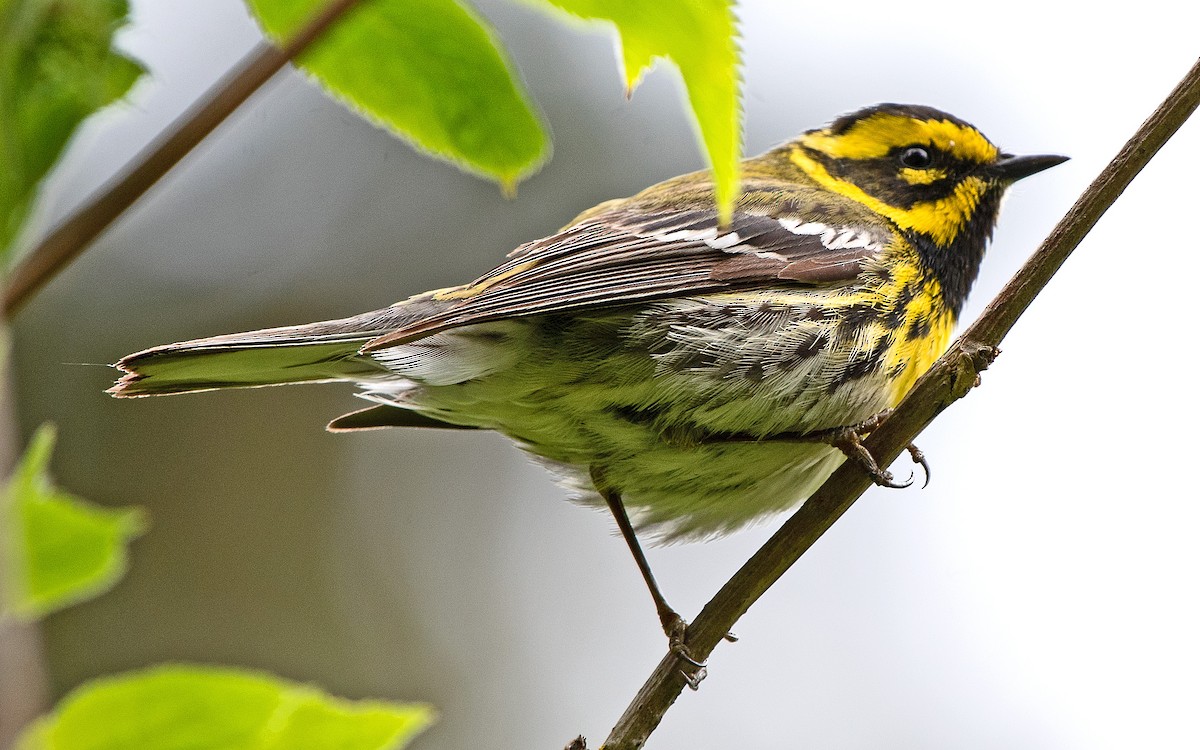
top-left (672, 642), bottom-right (708, 690)
top-left (672, 642), bottom-right (707, 669)
top-left (907, 444), bottom-right (931, 488)
top-left (876, 469), bottom-right (915, 490)
top-left (678, 666), bottom-right (708, 691)
top-left (667, 620), bottom-right (708, 688)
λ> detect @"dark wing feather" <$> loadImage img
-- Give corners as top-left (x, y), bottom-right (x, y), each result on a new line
top-left (365, 206), bottom-right (886, 351)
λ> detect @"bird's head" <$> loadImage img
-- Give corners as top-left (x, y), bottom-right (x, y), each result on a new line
top-left (787, 103), bottom-right (1067, 248)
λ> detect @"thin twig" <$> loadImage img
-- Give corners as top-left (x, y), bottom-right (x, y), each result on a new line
top-left (2, 0), bottom-right (365, 317)
top-left (600, 55), bottom-right (1200, 750)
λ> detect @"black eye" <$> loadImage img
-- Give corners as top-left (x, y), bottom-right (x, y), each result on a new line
top-left (899, 146), bottom-right (933, 169)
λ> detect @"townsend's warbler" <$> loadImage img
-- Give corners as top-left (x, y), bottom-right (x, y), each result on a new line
top-left (111, 104), bottom-right (1064, 654)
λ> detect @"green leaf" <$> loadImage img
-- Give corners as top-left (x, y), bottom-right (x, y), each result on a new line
top-left (16, 665), bottom-right (436, 750)
top-left (246, 0), bottom-right (550, 190)
top-left (531, 0), bottom-right (742, 222)
top-left (0, 0), bottom-right (144, 260)
top-left (2, 425), bottom-right (145, 620)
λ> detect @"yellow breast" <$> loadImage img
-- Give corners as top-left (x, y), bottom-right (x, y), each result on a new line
top-left (876, 257), bottom-right (957, 404)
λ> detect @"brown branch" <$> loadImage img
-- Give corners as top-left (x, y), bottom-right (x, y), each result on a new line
top-left (1, 0), bottom-right (366, 317)
top-left (600, 55), bottom-right (1200, 750)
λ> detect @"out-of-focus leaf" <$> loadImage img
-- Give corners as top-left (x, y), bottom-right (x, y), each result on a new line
top-left (0, 0), bottom-right (144, 260)
top-left (531, 0), bottom-right (741, 222)
top-left (16, 665), bottom-right (436, 750)
top-left (246, 0), bottom-right (549, 190)
top-left (1, 425), bottom-right (144, 620)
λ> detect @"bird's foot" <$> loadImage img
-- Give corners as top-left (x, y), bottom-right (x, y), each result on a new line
top-left (662, 613), bottom-right (707, 690)
top-left (803, 411), bottom-right (930, 489)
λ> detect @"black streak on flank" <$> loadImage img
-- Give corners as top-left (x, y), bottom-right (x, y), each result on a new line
top-left (830, 335), bottom-right (891, 393)
top-left (888, 279), bottom-right (921, 328)
top-left (797, 329), bottom-right (830, 357)
top-left (612, 404), bottom-right (665, 427)
top-left (883, 282), bottom-right (920, 331)
top-left (906, 314), bottom-right (932, 340)
top-left (778, 330), bottom-right (830, 370)
top-left (836, 303), bottom-right (878, 336)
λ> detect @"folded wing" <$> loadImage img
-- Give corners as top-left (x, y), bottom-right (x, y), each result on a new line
top-left (364, 204), bottom-right (885, 350)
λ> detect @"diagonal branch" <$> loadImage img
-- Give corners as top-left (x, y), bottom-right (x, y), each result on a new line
top-left (1, 0), bottom-right (365, 317)
top-left (599, 55), bottom-right (1200, 750)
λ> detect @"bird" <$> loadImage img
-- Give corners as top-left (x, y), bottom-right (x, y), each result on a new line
top-left (110, 103), bottom-right (1066, 674)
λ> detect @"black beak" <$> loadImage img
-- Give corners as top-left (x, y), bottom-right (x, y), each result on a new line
top-left (989, 153), bottom-right (1069, 181)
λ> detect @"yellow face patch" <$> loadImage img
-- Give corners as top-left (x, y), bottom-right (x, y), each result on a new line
top-left (802, 113), bottom-right (999, 165)
top-left (897, 176), bottom-right (989, 243)
top-left (788, 148), bottom-right (988, 245)
top-left (899, 167), bottom-right (947, 185)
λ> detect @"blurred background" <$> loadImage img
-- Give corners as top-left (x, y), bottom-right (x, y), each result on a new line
top-left (10, 1), bottom-right (1200, 747)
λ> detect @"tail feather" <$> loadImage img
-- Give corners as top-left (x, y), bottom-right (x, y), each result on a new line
top-left (109, 301), bottom-right (440, 398)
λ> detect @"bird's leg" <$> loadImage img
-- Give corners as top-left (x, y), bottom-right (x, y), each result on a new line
top-left (591, 470), bottom-right (707, 689)
top-left (599, 485), bottom-right (682, 638)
